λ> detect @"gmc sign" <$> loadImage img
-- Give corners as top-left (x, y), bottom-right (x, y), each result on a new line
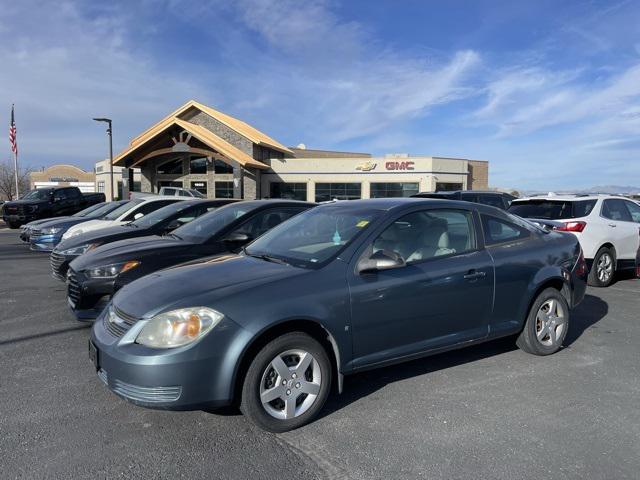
top-left (385, 161), bottom-right (415, 171)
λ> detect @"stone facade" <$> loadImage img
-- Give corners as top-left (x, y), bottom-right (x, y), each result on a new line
top-left (185, 111), bottom-right (254, 155)
top-left (468, 160), bottom-right (489, 190)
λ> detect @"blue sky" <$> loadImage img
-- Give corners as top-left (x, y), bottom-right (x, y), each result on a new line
top-left (1, 0), bottom-right (639, 190)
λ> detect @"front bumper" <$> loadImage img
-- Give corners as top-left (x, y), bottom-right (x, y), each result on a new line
top-left (68, 268), bottom-right (115, 320)
top-left (90, 307), bottom-right (252, 410)
top-left (30, 234), bottom-right (62, 252)
top-left (50, 251), bottom-right (78, 281)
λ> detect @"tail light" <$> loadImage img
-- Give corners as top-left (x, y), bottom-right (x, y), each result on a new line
top-left (575, 250), bottom-right (588, 277)
top-left (556, 221), bottom-right (586, 232)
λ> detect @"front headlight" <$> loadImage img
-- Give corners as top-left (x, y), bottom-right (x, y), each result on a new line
top-left (135, 307), bottom-right (223, 349)
top-left (86, 260), bottom-right (140, 279)
top-left (41, 226), bottom-right (62, 235)
top-left (59, 243), bottom-right (101, 256)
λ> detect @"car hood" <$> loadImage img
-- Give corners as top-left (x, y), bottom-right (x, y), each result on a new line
top-left (35, 217), bottom-right (93, 230)
top-left (62, 219), bottom-right (118, 239)
top-left (5, 199), bottom-right (48, 207)
top-left (112, 254), bottom-right (307, 319)
top-left (25, 216), bottom-right (70, 228)
top-left (59, 224), bottom-right (152, 249)
top-left (71, 235), bottom-right (189, 269)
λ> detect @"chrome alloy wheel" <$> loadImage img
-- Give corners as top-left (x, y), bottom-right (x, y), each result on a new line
top-left (535, 299), bottom-right (566, 347)
top-left (259, 349), bottom-right (322, 420)
top-left (597, 253), bottom-right (613, 283)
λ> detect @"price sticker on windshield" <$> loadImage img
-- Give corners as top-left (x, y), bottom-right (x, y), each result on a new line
top-left (356, 220), bottom-right (370, 228)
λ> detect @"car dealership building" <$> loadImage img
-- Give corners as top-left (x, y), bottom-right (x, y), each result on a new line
top-left (112, 100), bottom-right (488, 201)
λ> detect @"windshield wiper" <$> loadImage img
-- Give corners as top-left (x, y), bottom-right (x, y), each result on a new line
top-left (243, 248), bottom-right (289, 265)
top-left (125, 222), bottom-right (138, 228)
top-left (166, 232), bottom-right (182, 240)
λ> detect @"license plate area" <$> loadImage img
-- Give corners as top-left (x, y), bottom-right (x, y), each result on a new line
top-left (88, 340), bottom-right (99, 370)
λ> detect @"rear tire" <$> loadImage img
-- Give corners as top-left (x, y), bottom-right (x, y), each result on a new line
top-left (240, 332), bottom-right (332, 432)
top-left (517, 288), bottom-right (569, 356)
top-left (588, 247), bottom-right (615, 287)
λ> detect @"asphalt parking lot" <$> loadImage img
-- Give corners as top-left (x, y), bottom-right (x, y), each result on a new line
top-left (1, 229), bottom-right (639, 480)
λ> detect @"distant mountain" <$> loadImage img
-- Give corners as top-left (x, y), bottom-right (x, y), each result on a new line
top-left (519, 185), bottom-right (640, 196)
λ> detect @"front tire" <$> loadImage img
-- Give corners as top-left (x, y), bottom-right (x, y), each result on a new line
top-left (7, 221), bottom-right (20, 229)
top-left (588, 247), bottom-right (615, 287)
top-left (517, 288), bottom-right (569, 356)
top-left (240, 332), bottom-right (332, 432)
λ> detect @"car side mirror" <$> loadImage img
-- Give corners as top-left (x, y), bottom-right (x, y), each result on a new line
top-left (357, 249), bottom-right (406, 274)
top-left (133, 213), bottom-right (144, 220)
top-left (165, 219), bottom-right (183, 231)
top-left (223, 232), bottom-right (252, 244)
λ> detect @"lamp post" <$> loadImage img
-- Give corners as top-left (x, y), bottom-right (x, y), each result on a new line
top-left (93, 117), bottom-right (114, 201)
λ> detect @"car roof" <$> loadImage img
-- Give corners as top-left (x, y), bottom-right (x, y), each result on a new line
top-left (315, 197), bottom-right (484, 211)
top-left (512, 194), bottom-right (621, 202)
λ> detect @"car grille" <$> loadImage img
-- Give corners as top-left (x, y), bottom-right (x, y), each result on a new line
top-left (67, 268), bottom-right (81, 305)
top-left (30, 228), bottom-right (43, 241)
top-left (104, 307), bottom-right (139, 338)
top-left (111, 377), bottom-right (182, 403)
top-left (50, 251), bottom-right (67, 280)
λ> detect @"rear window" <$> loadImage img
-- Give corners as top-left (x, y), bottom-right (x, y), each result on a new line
top-left (508, 200), bottom-right (596, 219)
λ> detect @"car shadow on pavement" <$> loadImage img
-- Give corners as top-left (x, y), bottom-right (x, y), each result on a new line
top-left (563, 293), bottom-right (608, 347)
top-left (319, 293), bottom-right (608, 421)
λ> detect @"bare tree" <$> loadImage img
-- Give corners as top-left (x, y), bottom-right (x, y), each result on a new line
top-left (0, 160), bottom-right (32, 201)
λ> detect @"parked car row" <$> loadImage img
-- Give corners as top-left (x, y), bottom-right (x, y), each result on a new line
top-left (9, 193), bottom-right (600, 432)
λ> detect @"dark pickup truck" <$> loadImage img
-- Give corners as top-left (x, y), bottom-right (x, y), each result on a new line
top-left (2, 187), bottom-right (105, 228)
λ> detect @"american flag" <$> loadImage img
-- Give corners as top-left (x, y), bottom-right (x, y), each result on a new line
top-left (9, 104), bottom-right (17, 155)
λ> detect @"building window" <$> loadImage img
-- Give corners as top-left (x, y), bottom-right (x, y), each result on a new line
top-left (436, 182), bottom-right (463, 192)
top-left (97, 181), bottom-right (105, 193)
top-left (157, 157), bottom-right (184, 175)
top-left (191, 181), bottom-right (208, 196)
top-left (215, 181), bottom-right (234, 198)
top-left (315, 183), bottom-right (361, 202)
top-left (269, 182), bottom-right (307, 201)
top-left (214, 159), bottom-right (234, 174)
top-left (189, 156), bottom-right (208, 174)
top-left (370, 182), bottom-right (419, 198)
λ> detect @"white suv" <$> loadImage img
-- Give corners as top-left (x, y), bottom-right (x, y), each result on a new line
top-left (509, 195), bottom-right (640, 287)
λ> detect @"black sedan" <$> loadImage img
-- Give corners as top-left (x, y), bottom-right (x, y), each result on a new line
top-left (51, 199), bottom-right (234, 283)
top-left (90, 198), bottom-right (587, 432)
top-left (68, 200), bottom-right (315, 319)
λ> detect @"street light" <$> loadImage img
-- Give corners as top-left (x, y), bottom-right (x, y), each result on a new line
top-left (93, 117), bottom-right (114, 201)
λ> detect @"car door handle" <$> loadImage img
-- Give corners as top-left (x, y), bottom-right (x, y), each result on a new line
top-left (608, 223), bottom-right (617, 227)
top-left (464, 270), bottom-right (486, 281)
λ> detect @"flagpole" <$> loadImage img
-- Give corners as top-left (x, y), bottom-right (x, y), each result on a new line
top-left (13, 149), bottom-right (19, 198)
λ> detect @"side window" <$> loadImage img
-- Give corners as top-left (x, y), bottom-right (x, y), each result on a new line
top-left (478, 194), bottom-right (506, 209)
top-left (229, 208), bottom-right (306, 239)
top-left (601, 199), bottom-right (632, 222)
top-left (482, 214), bottom-right (530, 245)
top-left (123, 200), bottom-right (177, 221)
top-left (163, 188), bottom-right (176, 196)
top-left (372, 209), bottom-right (476, 263)
top-left (178, 190), bottom-right (191, 197)
top-left (53, 190), bottom-right (66, 201)
top-left (624, 201), bottom-right (640, 223)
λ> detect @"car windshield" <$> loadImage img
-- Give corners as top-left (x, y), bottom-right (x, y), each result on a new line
top-left (72, 202), bottom-right (106, 217)
top-left (509, 200), bottom-right (597, 219)
top-left (130, 201), bottom-right (196, 228)
top-left (103, 199), bottom-right (143, 220)
top-left (85, 201), bottom-right (127, 218)
top-left (20, 189), bottom-right (52, 200)
top-left (245, 206), bottom-right (380, 267)
top-left (173, 201), bottom-right (259, 242)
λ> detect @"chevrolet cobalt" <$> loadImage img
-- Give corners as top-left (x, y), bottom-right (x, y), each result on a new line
top-left (90, 199), bottom-right (587, 432)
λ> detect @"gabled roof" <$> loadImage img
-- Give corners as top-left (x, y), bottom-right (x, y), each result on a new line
top-left (127, 100), bottom-right (292, 154)
top-left (116, 118), bottom-right (269, 170)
